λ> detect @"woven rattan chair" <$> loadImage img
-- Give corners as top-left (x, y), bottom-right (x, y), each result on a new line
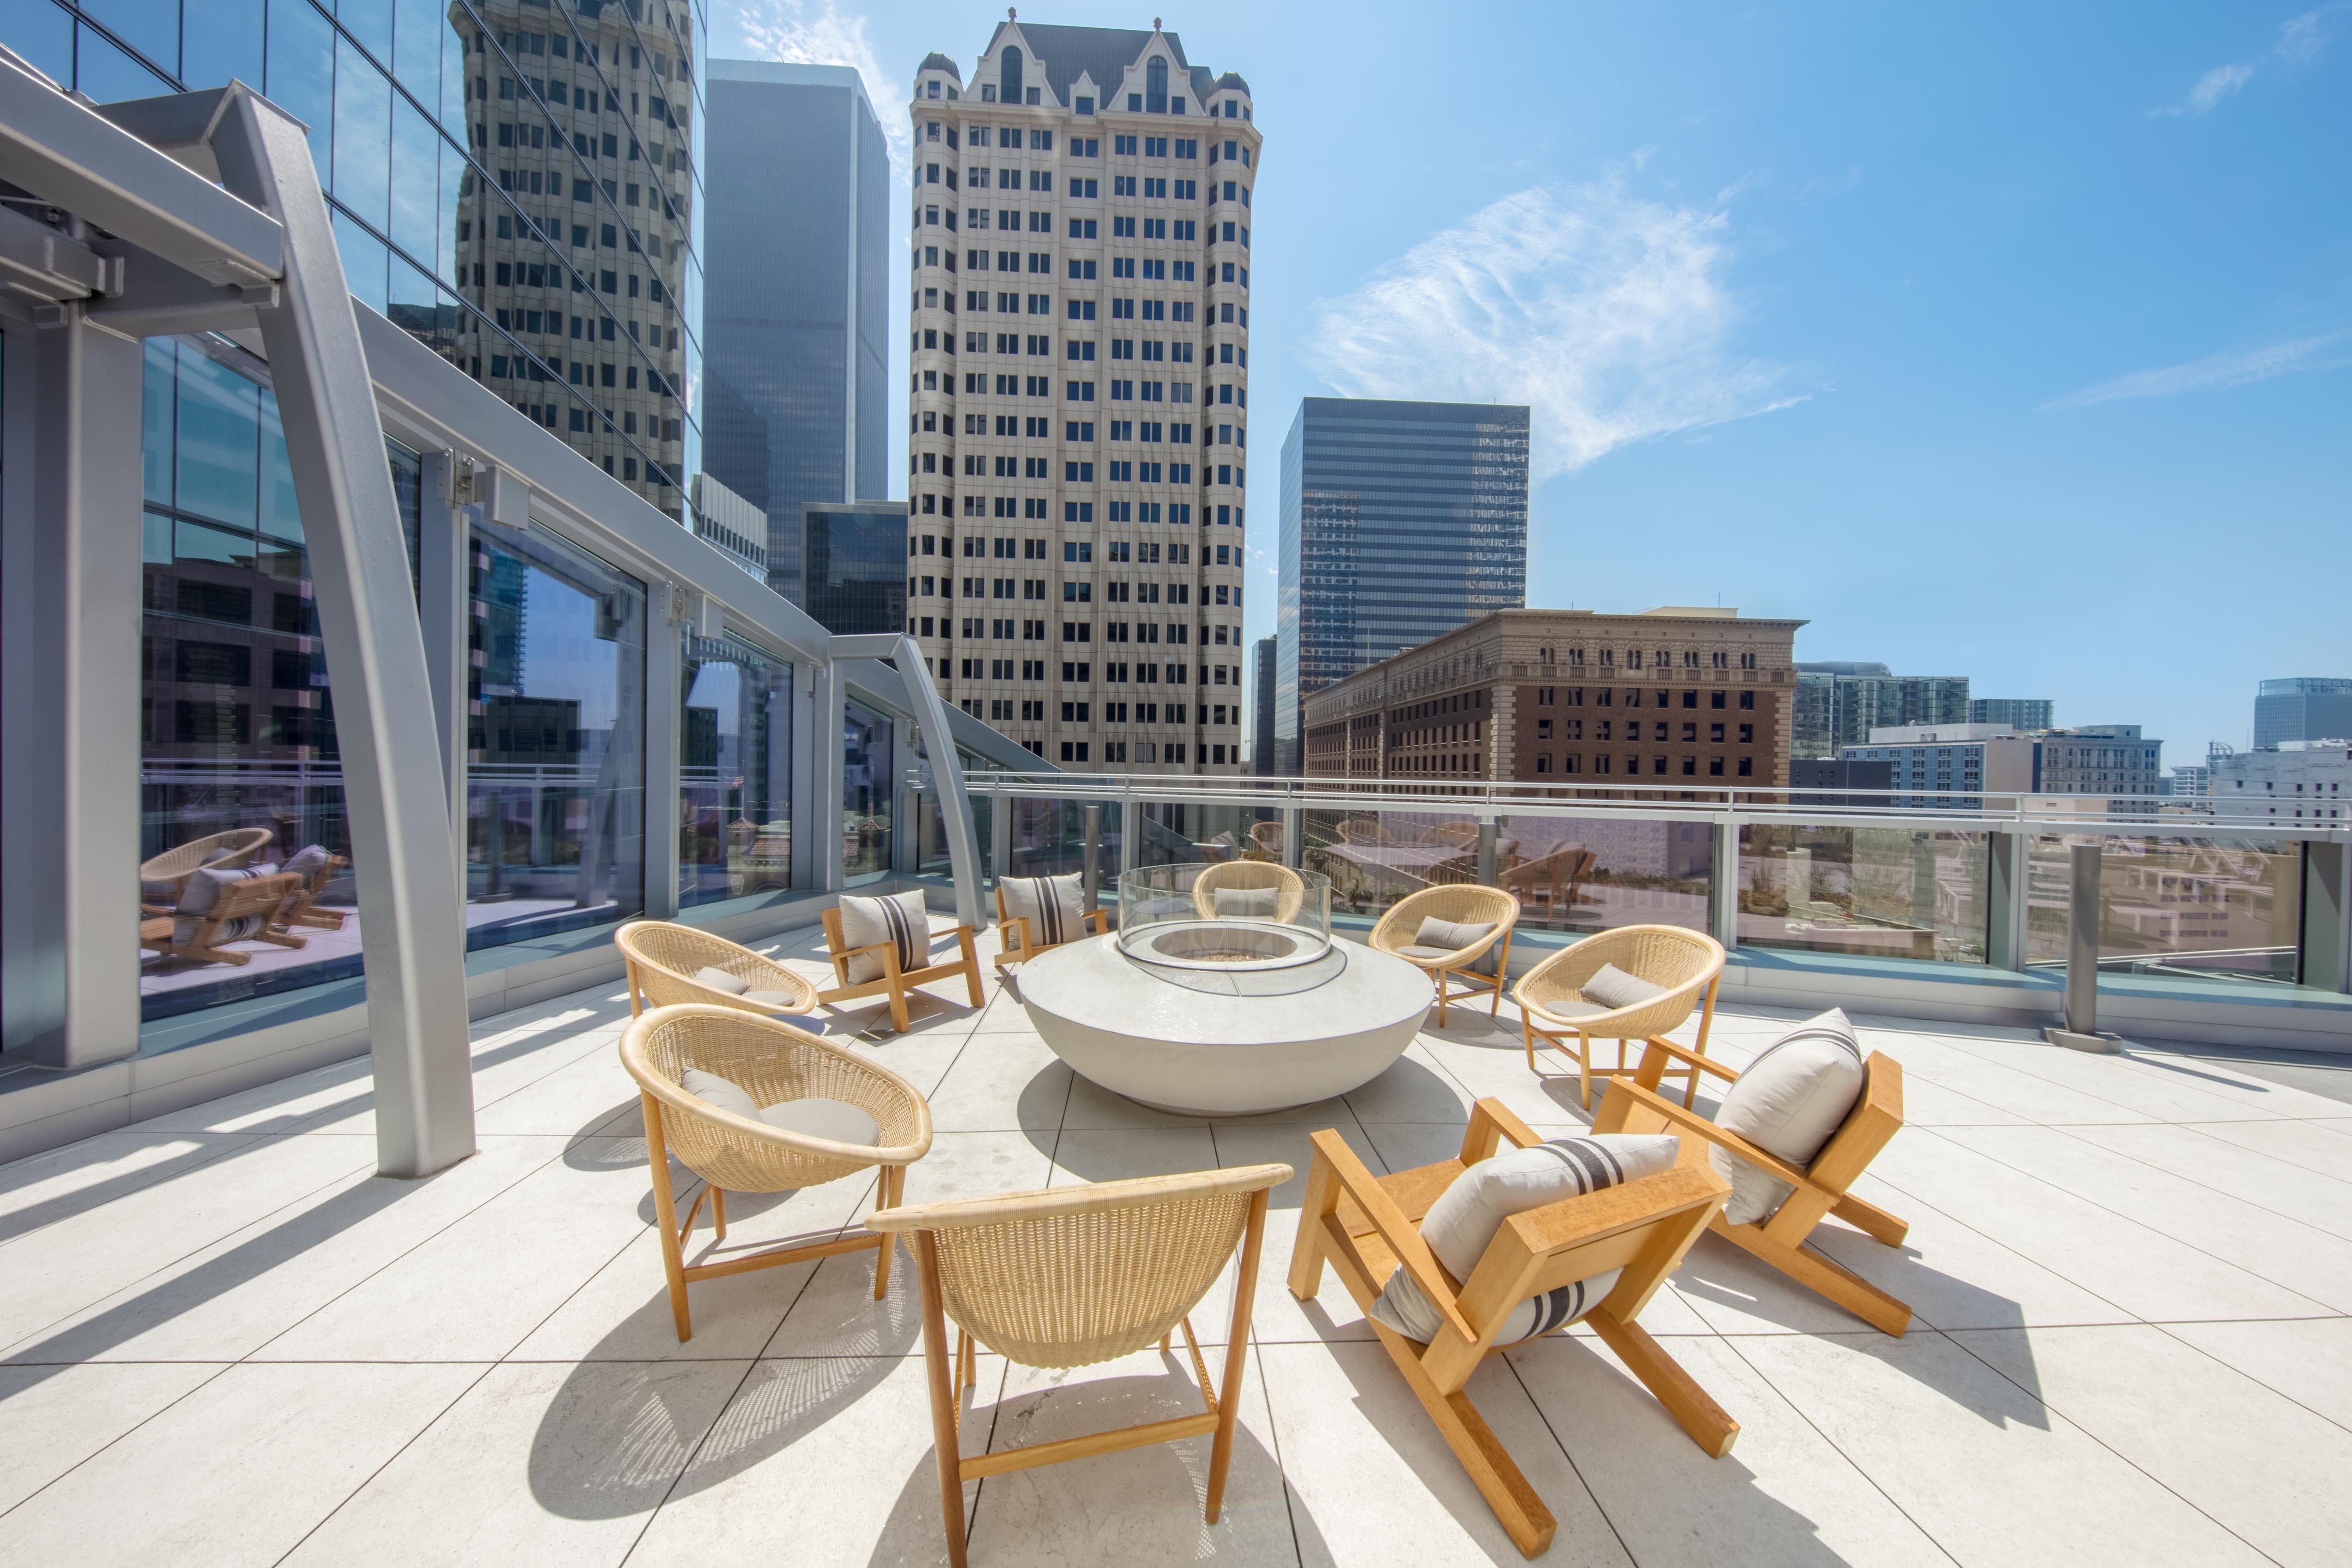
top-left (620, 1004), bottom-right (932, 1341)
top-left (139, 827), bottom-right (274, 913)
top-left (1336, 816), bottom-right (1397, 846)
top-left (1290, 1099), bottom-right (1736, 1557)
top-left (868, 1162), bottom-right (1291, 1568)
top-left (1190, 859), bottom-right (1307, 923)
top-left (1501, 845), bottom-right (1596, 930)
top-left (1371, 884), bottom-right (1520, 1025)
top-left (1248, 820), bottom-right (1285, 859)
top-left (1419, 821), bottom-right (1481, 848)
top-left (615, 919), bottom-right (822, 1021)
top-left (1513, 925), bottom-right (1725, 1110)
top-left (1598, 1037), bottom-right (1912, 1335)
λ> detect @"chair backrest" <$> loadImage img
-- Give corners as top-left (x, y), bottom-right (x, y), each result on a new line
top-left (869, 1165), bottom-right (1290, 1368)
top-left (1375, 883), bottom-right (1519, 953)
top-left (1191, 859), bottom-right (1307, 923)
top-left (141, 827), bottom-right (275, 886)
top-left (1420, 822), bottom-right (1481, 847)
top-left (1337, 817), bottom-right (1394, 845)
top-left (617, 919), bottom-right (814, 1011)
top-left (1249, 821), bottom-right (1285, 856)
top-left (1801, 1052), bottom-right (1904, 1196)
top-left (1516, 924), bottom-right (1724, 1034)
top-left (1503, 844), bottom-right (1592, 892)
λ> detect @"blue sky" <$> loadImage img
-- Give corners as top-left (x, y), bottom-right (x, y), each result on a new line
top-left (710, 2), bottom-right (2351, 761)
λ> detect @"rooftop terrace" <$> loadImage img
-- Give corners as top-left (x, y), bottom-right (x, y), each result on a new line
top-left (4, 918), bottom-right (2349, 1567)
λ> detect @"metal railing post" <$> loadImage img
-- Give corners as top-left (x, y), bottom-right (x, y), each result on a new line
top-left (1081, 802), bottom-right (1103, 913)
top-left (2302, 840), bottom-right (2351, 994)
top-left (1986, 831), bottom-right (2027, 971)
top-left (1710, 815), bottom-right (1740, 950)
top-left (2044, 840), bottom-right (2120, 1052)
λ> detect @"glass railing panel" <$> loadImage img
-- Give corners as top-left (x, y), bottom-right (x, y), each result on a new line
top-left (913, 791), bottom-right (990, 882)
top-left (1132, 801), bottom-right (1260, 868)
top-left (1302, 808), bottom-right (1485, 920)
top-left (1003, 798), bottom-right (1122, 883)
top-left (2025, 834), bottom-right (2304, 986)
top-left (841, 699), bottom-right (893, 886)
top-left (1739, 825), bottom-right (1990, 963)
top-left (1493, 815), bottom-right (1711, 936)
top-left (678, 631), bottom-right (792, 907)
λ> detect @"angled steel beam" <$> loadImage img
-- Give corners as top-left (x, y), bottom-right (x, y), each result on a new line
top-left (833, 634), bottom-right (983, 928)
top-left (209, 87), bottom-right (474, 1179)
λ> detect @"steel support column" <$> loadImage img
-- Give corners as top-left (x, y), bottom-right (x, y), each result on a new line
top-left (1986, 831), bottom-right (2028, 972)
top-left (418, 453), bottom-right (472, 896)
top-left (211, 90), bottom-right (473, 1177)
top-left (1710, 818), bottom-right (1741, 950)
top-left (642, 587), bottom-right (685, 920)
top-left (2302, 841), bottom-right (2351, 995)
top-left (0, 307), bottom-right (145, 1068)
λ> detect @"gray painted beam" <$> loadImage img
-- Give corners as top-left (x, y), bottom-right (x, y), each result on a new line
top-left (210, 88), bottom-right (474, 1178)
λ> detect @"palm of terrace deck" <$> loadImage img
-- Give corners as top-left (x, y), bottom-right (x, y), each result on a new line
top-left (3, 920), bottom-right (2349, 1568)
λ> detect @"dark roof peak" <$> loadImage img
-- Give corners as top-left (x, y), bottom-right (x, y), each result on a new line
top-left (918, 52), bottom-right (961, 79)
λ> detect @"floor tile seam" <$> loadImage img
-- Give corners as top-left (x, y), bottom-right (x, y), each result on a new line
top-left (1921, 1124), bottom-right (2352, 1310)
top-left (1931, 1323), bottom-right (2297, 1568)
top-left (617, 1350), bottom-right (772, 1566)
top-left (1931, 1033), bottom-right (2293, 1123)
top-left (0, 1149), bottom-right (394, 1361)
top-left (753, 1172), bottom-right (883, 1358)
top-left (1714, 1330), bottom-right (1969, 1568)
top-left (2140, 1319), bottom-right (2352, 1439)
top-left (229, 1138), bottom-right (580, 1365)
top-left (2161, 1120), bottom-right (2352, 1185)
top-left (1242, 1340), bottom-right (1311, 1568)
top-left (464, 1037), bottom-right (634, 1116)
top-left (263, 1361), bottom-right (503, 1568)
top-left (0, 1358), bottom-right (241, 1527)
top-left (2037, 1119), bottom-right (2352, 1239)
top-left (1495, 1347), bottom-right (1638, 1567)
top-left (1842, 1152), bottom-right (2149, 1329)
top-left (0, 1133), bottom-right (278, 1259)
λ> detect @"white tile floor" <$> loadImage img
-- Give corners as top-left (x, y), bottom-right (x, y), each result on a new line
top-left (5, 921), bottom-right (2351, 1566)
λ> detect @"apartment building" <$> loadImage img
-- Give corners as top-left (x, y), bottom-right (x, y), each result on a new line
top-left (2036, 725), bottom-right (2163, 797)
top-left (2210, 741), bottom-right (2352, 825)
top-left (1969, 697), bottom-right (2054, 730)
top-left (1301, 608), bottom-right (1804, 787)
top-left (1792, 663), bottom-right (1970, 758)
top-left (1843, 726), bottom-right (2042, 811)
top-left (907, 22), bottom-right (1258, 770)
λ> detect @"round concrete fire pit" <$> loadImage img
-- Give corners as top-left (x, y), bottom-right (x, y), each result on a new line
top-left (1018, 930), bottom-right (1433, 1116)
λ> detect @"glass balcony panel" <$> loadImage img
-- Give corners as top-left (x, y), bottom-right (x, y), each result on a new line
top-left (842, 699), bottom-right (894, 884)
top-left (1302, 809), bottom-right (1482, 920)
top-left (678, 631), bottom-right (792, 908)
top-left (1492, 815), bottom-right (1711, 936)
top-left (2026, 834), bottom-right (2305, 987)
top-left (1739, 825), bottom-right (1989, 963)
top-left (1005, 798), bottom-right (1116, 881)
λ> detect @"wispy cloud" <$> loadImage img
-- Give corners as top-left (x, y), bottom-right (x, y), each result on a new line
top-left (2040, 331), bottom-right (2352, 410)
top-left (1309, 178), bottom-right (1805, 479)
top-left (2152, 5), bottom-right (2344, 116)
top-left (735, 1), bottom-right (912, 176)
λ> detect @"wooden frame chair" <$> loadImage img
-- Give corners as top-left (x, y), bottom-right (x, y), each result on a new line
top-left (1191, 859), bottom-right (1307, 923)
top-left (870, 1163), bottom-right (1291, 1568)
top-left (1371, 884), bottom-right (1519, 1025)
top-left (620, 1004), bottom-right (932, 1341)
top-left (271, 851), bottom-right (351, 934)
top-left (1513, 925), bottom-right (1724, 1109)
top-left (1290, 1098), bottom-right (1737, 1558)
top-left (138, 871), bottom-right (307, 967)
top-left (616, 918), bottom-right (822, 1019)
top-left (990, 880), bottom-right (1109, 973)
top-left (139, 827), bottom-right (274, 914)
top-left (1595, 1037), bottom-right (1912, 1335)
top-left (817, 904), bottom-right (984, 1033)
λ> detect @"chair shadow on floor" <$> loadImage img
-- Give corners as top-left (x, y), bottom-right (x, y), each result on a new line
top-left (866, 1356), bottom-right (1333, 1567)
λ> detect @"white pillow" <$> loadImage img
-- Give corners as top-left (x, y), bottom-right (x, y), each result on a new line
top-left (1712, 1009), bottom-right (1865, 1225)
top-left (282, 843), bottom-right (335, 890)
top-left (681, 1069), bottom-right (878, 1145)
top-left (691, 964), bottom-right (750, 995)
top-left (1213, 885), bottom-right (1278, 918)
top-left (1413, 916), bottom-right (1496, 953)
top-left (1001, 873), bottom-right (1086, 946)
top-left (837, 890), bottom-right (931, 983)
top-left (1368, 1133), bottom-right (1679, 1345)
top-left (1579, 962), bottom-right (1665, 1011)
top-left (171, 864), bottom-right (284, 943)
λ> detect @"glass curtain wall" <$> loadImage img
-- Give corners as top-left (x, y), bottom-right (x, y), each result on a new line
top-left (678, 630), bottom-right (791, 906)
top-left (841, 699), bottom-right (893, 884)
top-left (17, 0), bottom-right (707, 519)
top-left (466, 523), bottom-right (647, 945)
top-left (136, 338), bottom-right (421, 1019)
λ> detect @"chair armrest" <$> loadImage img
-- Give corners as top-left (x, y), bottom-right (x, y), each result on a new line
top-left (1083, 907), bottom-right (1109, 933)
top-left (1598, 1080), bottom-right (1813, 1190)
top-left (831, 938), bottom-right (898, 962)
top-left (1459, 1097), bottom-right (1543, 1165)
top-left (1631, 1036), bottom-right (1740, 1089)
top-left (1306, 1129), bottom-right (1478, 1346)
top-left (1503, 1161), bottom-right (1730, 1256)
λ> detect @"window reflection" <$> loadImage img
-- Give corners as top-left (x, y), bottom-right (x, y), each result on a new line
top-left (466, 524), bottom-right (647, 945)
top-left (678, 631), bottom-right (792, 906)
top-left (843, 699), bottom-right (893, 884)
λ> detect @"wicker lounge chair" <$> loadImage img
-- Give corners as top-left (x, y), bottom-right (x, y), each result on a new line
top-left (1289, 1099), bottom-right (1737, 1557)
top-left (1248, 820), bottom-right (1285, 859)
top-left (1336, 816), bottom-right (1397, 846)
top-left (1190, 859), bottom-right (1307, 923)
top-left (1418, 821), bottom-right (1482, 848)
top-left (869, 1161), bottom-right (1291, 1568)
top-left (1513, 925), bottom-right (1724, 1109)
top-left (1371, 884), bottom-right (1519, 1025)
top-left (138, 828), bottom-right (274, 913)
top-left (615, 919), bottom-right (822, 1020)
top-left (1598, 1036), bottom-right (1912, 1335)
top-left (619, 1004), bottom-right (932, 1341)
top-left (1500, 845), bottom-right (1596, 930)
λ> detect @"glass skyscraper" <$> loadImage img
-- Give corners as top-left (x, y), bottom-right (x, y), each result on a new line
top-left (16, 0), bottom-right (707, 520)
top-left (1274, 397), bottom-right (1528, 774)
top-left (702, 60), bottom-right (889, 602)
top-left (2255, 678), bottom-right (2352, 749)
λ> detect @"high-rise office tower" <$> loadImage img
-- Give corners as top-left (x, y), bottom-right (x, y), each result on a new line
top-left (1274, 398), bottom-right (1530, 775)
top-left (1252, 635), bottom-right (1276, 774)
top-left (703, 60), bottom-right (890, 600)
top-left (2254, 678), bottom-right (2352, 748)
top-left (908, 23), bottom-right (1259, 771)
top-left (452, 0), bottom-right (698, 520)
top-left (1969, 697), bottom-right (2054, 731)
top-left (804, 500), bottom-right (915, 636)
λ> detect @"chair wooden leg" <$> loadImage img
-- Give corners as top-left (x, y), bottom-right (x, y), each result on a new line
top-left (956, 1327), bottom-right (976, 1393)
top-left (1287, 1151), bottom-right (1340, 1302)
top-left (1369, 1320), bottom-right (1555, 1559)
top-left (1830, 1191), bottom-right (1910, 1247)
top-left (1714, 1219), bottom-right (1913, 1336)
top-left (914, 1233), bottom-right (970, 1568)
top-left (960, 929), bottom-right (985, 1007)
top-left (710, 1186), bottom-right (728, 1241)
top-left (641, 1092), bottom-right (693, 1344)
top-left (1206, 1190), bottom-right (1269, 1524)
top-left (1577, 1030), bottom-right (1593, 1110)
top-left (1587, 1312), bottom-right (1739, 1458)
top-left (872, 1166), bottom-right (902, 1300)
top-left (889, 979), bottom-right (912, 1034)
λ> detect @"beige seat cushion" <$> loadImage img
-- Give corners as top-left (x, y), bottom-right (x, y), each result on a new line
top-left (691, 964), bottom-right (750, 995)
top-left (682, 1069), bottom-right (878, 1146)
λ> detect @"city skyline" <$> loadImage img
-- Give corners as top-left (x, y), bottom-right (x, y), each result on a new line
top-left (709, 1), bottom-right (2349, 764)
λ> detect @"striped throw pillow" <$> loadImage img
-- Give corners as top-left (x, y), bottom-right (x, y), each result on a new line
top-left (1001, 873), bottom-right (1086, 947)
top-left (837, 891), bottom-right (932, 984)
